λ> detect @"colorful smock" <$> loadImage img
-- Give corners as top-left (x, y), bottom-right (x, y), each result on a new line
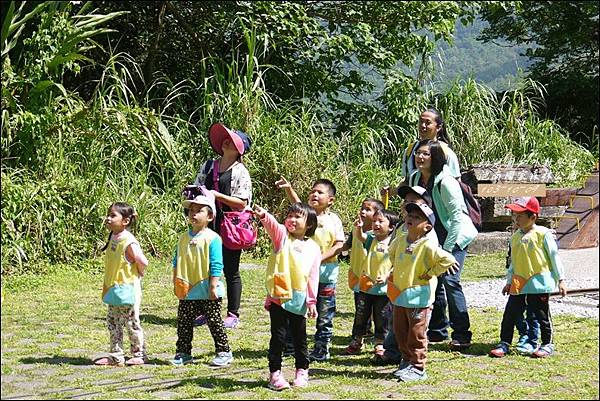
top-left (102, 230), bottom-right (141, 306)
top-left (312, 211), bottom-right (345, 284)
top-left (387, 231), bottom-right (456, 308)
top-left (358, 233), bottom-right (393, 296)
top-left (507, 225), bottom-right (564, 295)
top-left (347, 230), bottom-right (369, 292)
top-left (173, 229), bottom-right (225, 300)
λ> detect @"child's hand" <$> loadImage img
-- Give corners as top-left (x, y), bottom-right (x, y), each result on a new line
top-left (502, 284), bottom-right (511, 295)
top-left (447, 262), bottom-right (459, 275)
top-left (375, 273), bottom-right (387, 284)
top-left (208, 285), bottom-right (218, 300)
top-left (307, 304), bottom-right (317, 319)
top-left (558, 280), bottom-right (567, 297)
top-left (275, 176), bottom-right (291, 189)
top-left (253, 205), bottom-right (267, 219)
top-left (354, 213), bottom-right (363, 228)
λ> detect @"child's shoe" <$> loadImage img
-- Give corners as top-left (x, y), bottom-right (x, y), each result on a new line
top-left (93, 356), bottom-right (124, 367)
top-left (309, 346), bottom-right (330, 362)
top-left (343, 339), bottom-right (363, 355)
top-left (397, 365), bottom-right (427, 382)
top-left (392, 360), bottom-right (411, 377)
top-left (171, 353), bottom-right (193, 366)
top-left (532, 343), bottom-right (554, 358)
top-left (223, 312), bottom-right (240, 329)
top-left (515, 336), bottom-right (538, 355)
top-left (125, 356), bottom-right (147, 366)
top-left (268, 370), bottom-right (290, 391)
top-left (489, 342), bottom-right (509, 358)
top-left (193, 314), bottom-right (207, 327)
top-left (373, 344), bottom-right (385, 357)
top-left (211, 351), bottom-right (234, 367)
top-left (292, 368), bottom-right (309, 387)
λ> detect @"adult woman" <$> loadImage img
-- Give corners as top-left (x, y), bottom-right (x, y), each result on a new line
top-left (193, 123), bottom-right (252, 329)
top-left (407, 140), bottom-right (477, 349)
top-left (401, 108), bottom-right (461, 181)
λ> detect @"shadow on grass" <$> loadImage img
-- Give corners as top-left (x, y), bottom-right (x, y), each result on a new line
top-left (140, 314), bottom-right (177, 327)
top-left (429, 341), bottom-right (499, 356)
top-left (19, 355), bottom-right (171, 366)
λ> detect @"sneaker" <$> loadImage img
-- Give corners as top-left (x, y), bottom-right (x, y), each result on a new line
top-left (211, 351), bottom-right (234, 367)
top-left (427, 333), bottom-right (448, 343)
top-left (343, 339), bottom-right (363, 355)
top-left (371, 353), bottom-right (401, 366)
top-left (373, 344), bottom-right (385, 357)
top-left (449, 339), bottom-right (472, 350)
top-left (392, 360), bottom-right (411, 377)
top-left (223, 312), bottom-right (240, 329)
top-left (268, 370), bottom-right (290, 391)
top-left (309, 347), bottom-right (330, 362)
top-left (532, 343), bottom-right (554, 358)
top-left (93, 357), bottom-right (124, 367)
top-left (515, 336), bottom-right (538, 355)
top-left (125, 356), bottom-right (147, 366)
top-left (489, 342), bottom-right (509, 358)
top-left (292, 368), bottom-right (309, 387)
top-left (193, 314), bottom-right (207, 327)
top-left (397, 365), bottom-right (427, 382)
top-left (171, 353), bottom-right (193, 366)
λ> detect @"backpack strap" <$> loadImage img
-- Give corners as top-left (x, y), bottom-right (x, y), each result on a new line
top-left (212, 159), bottom-right (222, 208)
top-left (402, 141), bottom-right (419, 177)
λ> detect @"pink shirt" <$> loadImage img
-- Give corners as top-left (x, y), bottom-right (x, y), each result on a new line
top-left (260, 212), bottom-right (320, 311)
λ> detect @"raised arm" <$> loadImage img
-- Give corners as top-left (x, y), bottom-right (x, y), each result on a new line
top-left (275, 176), bottom-right (301, 203)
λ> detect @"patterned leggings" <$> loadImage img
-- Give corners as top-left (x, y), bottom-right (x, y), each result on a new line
top-left (176, 298), bottom-right (230, 355)
top-left (107, 304), bottom-right (146, 363)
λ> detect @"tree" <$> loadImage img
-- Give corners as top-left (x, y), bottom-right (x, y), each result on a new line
top-left (479, 1), bottom-right (599, 148)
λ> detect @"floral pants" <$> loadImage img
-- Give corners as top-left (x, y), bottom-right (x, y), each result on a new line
top-left (107, 304), bottom-right (146, 363)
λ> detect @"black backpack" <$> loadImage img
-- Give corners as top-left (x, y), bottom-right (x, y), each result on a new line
top-left (431, 177), bottom-right (482, 232)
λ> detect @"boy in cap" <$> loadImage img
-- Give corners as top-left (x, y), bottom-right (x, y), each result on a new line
top-left (489, 196), bottom-right (567, 358)
top-left (387, 202), bottom-right (457, 382)
top-left (171, 192), bottom-right (234, 367)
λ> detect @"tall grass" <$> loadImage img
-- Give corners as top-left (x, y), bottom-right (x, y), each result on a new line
top-left (1, 7), bottom-right (595, 275)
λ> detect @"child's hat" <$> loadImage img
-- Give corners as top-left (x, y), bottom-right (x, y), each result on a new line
top-left (397, 185), bottom-right (432, 206)
top-left (182, 194), bottom-right (216, 214)
top-left (405, 202), bottom-right (436, 225)
top-left (504, 196), bottom-right (540, 214)
top-left (209, 123), bottom-right (252, 156)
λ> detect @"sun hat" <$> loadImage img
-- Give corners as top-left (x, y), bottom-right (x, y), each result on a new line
top-left (405, 202), bottom-right (436, 226)
top-left (182, 194), bottom-right (216, 215)
top-left (504, 196), bottom-right (540, 214)
top-left (208, 123), bottom-right (252, 156)
top-left (398, 185), bottom-right (432, 206)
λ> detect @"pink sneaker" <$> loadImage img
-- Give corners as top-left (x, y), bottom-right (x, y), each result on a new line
top-left (223, 312), bottom-right (239, 329)
top-left (292, 368), bottom-right (309, 387)
top-left (268, 370), bottom-right (290, 391)
top-left (374, 344), bottom-right (385, 357)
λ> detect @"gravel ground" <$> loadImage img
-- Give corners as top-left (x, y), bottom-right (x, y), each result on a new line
top-left (464, 247), bottom-right (599, 320)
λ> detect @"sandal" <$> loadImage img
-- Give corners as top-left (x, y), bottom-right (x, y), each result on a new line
top-left (125, 356), bottom-right (147, 366)
top-left (93, 357), bottom-right (124, 366)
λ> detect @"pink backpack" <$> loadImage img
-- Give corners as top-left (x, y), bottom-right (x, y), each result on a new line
top-left (212, 160), bottom-right (258, 250)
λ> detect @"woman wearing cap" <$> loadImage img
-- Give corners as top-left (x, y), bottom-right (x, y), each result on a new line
top-left (193, 123), bottom-right (253, 329)
top-left (407, 139), bottom-right (477, 350)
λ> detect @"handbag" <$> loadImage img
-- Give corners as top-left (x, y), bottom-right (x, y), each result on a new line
top-left (212, 159), bottom-right (258, 250)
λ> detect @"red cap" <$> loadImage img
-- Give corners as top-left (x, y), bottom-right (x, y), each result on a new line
top-left (504, 196), bottom-right (540, 214)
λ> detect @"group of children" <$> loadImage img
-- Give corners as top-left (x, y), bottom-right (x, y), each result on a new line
top-left (95, 175), bottom-right (567, 388)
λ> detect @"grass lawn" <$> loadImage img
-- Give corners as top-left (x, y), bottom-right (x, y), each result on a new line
top-left (1, 253), bottom-right (598, 399)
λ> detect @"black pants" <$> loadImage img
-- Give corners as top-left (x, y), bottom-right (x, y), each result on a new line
top-left (351, 292), bottom-right (388, 342)
top-left (176, 299), bottom-right (230, 355)
top-left (268, 303), bottom-right (309, 372)
top-left (500, 293), bottom-right (553, 345)
top-left (223, 247), bottom-right (242, 316)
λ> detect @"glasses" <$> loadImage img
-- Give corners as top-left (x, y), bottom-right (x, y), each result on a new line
top-left (415, 150), bottom-right (431, 157)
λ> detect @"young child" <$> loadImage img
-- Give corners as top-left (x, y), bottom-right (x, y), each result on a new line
top-left (94, 202), bottom-right (148, 366)
top-left (387, 202), bottom-right (457, 382)
top-left (171, 193), bottom-right (233, 367)
top-left (344, 209), bottom-right (399, 357)
top-left (489, 196), bottom-right (566, 358)
top-left (254, 203), bottom-right (321, 391)
top-left (275, 177), bottom-right (345, 362)
top-left (375, 185), bottom-right (437, 369)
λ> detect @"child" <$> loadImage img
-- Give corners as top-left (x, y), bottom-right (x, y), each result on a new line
top-left (489, 196), bottom-right (566, 358)
top-left (375, 185), bottom-right (437, 369)
top-left (254, 203), bottom-right (321, 391)
top-left (344, 209), bottom-right (399, 357)
top-left (275, 177), bottom-right (345, 361)
top-left (94, 202), bottom-right (148, 366)
top-left (387, 202), bottom-right (457, 382)
top-left (171, 193), bottom-right (233, 367)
